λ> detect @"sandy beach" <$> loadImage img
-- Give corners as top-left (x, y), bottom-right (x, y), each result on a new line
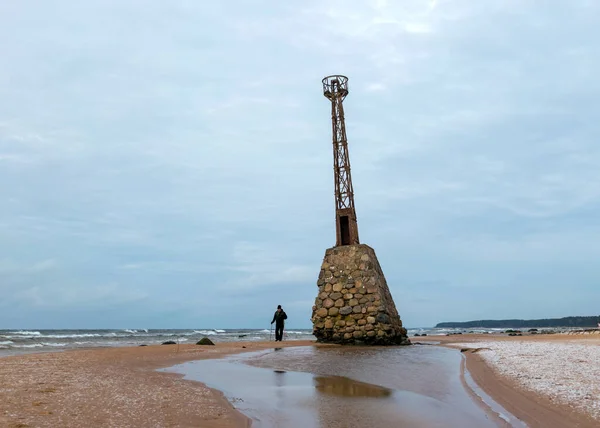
top-left (1, 334), bottom-right (600, 427)
top-left (0, 340), bottom-right (315, 428)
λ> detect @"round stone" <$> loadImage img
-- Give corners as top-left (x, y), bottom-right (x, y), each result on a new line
top-left (319, 292), bottom-right (328, 300)
top-left (332, 283), bottom-right (343, 292)
top-left (352, 314), bottom-right (363, 320)
top-left (323, 299), bottom-right (335, 309)
top-left (324, 319), bottom-right (334, 329)
top-left (344, 293), bottom-right (353, 300)
top-left (330, 292), bottom-right (342, 300)
top-left (361, 308), bottom-right (367, 314)
top-left (343, 333), bottom-right (352, 340)
top-left (340, 306), bottom-right (353, 315)
top-left (367, 316), bottom-right (376, 324)
top-left (328, 307), bottom-right (339, 316)
top-left (348, 299), bottom-right (359, 306)
top-left (359, 298), bottom-right (368, 304)
top-left (360, 254), bottom-right (370, 262)
top-left (376, 313), bottom-right (391, 323)
top-left (358, 319), bottom-right (367, 326)
top-left (352, 306), bottom-right (362, 314)
top-left (345, 326), bottom-right (355, 333)
top-left (353, 331), bottom-right (364, 338)
top-left (364, 324), bottom-right (374, 331)
top-left (335, 299), bottom-right (344, 307)
top-left (377, 330), bottom-right (386, 337)
top-left (324, 284), bottom-right (332, 292)
top-left (349, 288), bottom-right (358, 294)
top-left (366, 331), bottom-right (376, 337)
top-left (316, 308), bottom-right (328, 317)
top-left (336, 320), bottom-right (346, 327)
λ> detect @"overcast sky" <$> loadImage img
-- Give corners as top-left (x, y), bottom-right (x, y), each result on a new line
top-left (1, 0), bottom-right (599, 329)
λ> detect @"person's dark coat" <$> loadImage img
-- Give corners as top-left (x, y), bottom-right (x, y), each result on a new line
top-left (271, 310), bottom-right (288, 326)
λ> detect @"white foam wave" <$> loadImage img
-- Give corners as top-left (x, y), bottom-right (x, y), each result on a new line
top-left (194, 330), bottom-right (217, 335)
top-left (13, 330), bottom-right (41, 336)
top-left (48, 333), bottom-right (103, 339)
top-left (215, 329), bottom-right (226, 333)
top-left (0, 340), bottom-right (13, 345)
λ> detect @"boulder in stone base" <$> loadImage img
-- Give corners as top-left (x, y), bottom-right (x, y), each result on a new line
top-left (311, 244), bottom-right (411, 346)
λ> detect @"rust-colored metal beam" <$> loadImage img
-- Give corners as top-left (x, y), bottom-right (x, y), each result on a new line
top-left (322, 75), bottom-right (359, 247)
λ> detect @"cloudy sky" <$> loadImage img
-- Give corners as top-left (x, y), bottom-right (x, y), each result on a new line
top-left (1, 0), bottom-right (599, 329)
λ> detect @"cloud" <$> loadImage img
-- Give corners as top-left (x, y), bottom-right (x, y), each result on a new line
top-left (222, 241), bottom-right (315, 292)
top-left (0, 0), bottom-right (599, 328)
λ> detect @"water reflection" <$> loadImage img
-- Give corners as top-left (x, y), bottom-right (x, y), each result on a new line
top-left (165, 347), bottom-right (507, 428)
top-left (313, 375), bottom-right (392, 398)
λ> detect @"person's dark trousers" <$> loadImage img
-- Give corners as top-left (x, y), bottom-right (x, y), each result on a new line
top-left (275, 323), bottom-right (284, 341)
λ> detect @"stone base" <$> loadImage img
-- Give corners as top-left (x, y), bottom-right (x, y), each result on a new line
top-left (311, 244), bottom-right (411, 346)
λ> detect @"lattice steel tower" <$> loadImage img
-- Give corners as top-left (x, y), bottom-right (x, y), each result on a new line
top-left (322, 75), bottom-right (360, 247)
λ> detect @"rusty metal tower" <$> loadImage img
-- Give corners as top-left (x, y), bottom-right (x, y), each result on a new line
top-left (322, 75), bottom-right (360, 247)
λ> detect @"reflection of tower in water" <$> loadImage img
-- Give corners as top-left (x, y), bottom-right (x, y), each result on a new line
top-left (313, 375), bottom-right (399, 427)
top-left (313, 376), bottom-right (392, 398)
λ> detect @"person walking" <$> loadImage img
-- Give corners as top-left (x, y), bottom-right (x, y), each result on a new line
top-left (271, 305), bottom-right (288, 342)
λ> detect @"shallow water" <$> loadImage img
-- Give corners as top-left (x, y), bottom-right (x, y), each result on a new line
top-left (165, 345), bottom-right (516, 427)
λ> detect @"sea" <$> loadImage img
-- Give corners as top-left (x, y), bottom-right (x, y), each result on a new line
top-left (0, 326), bottom-right (568, 357)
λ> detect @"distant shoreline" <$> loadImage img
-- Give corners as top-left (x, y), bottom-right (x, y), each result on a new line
top-left (435, 315), bottom-right (600, 329)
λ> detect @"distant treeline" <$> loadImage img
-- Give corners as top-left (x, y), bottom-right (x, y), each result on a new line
top-left (435, 316), bottom-right (600, 329)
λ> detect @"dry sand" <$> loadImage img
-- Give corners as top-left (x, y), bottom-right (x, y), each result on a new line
top-left (2, 334), bottom-right (599, 427)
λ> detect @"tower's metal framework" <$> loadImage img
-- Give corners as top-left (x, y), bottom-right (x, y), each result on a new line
top-left (322, 75), bottom-right (360, 247)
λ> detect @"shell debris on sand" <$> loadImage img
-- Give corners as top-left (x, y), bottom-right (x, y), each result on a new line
top-left (452, 341), bottom-right (600, 421)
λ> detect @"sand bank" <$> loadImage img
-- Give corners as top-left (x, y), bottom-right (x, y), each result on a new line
top-left (419, 333), bottom-right (600, 427)
top-left (0, 340), bottom-right (315, 428)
